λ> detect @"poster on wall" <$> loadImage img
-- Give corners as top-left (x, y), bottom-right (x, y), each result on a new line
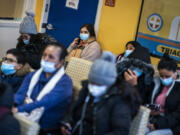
top-left (66, 0), bottom-right (79, 10)
top-left (136, 0), bottom-right (180, 62)
top-left (105, 0), bottom-right (115, 7)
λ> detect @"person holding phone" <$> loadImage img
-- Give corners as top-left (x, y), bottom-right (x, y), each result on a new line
top-left (116, 58), bottom-right (154, 104)
top-left (66, 24), bottom-right (101, 63)
top-left (60, 51), bottom-right (141, 135)
top-left (146, 54), bottom-right (180, 135)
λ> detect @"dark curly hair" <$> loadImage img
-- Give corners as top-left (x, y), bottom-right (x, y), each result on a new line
top-left (125, 41), bottom-right (141, 48)
top-left (158, 53), bottom-right (177, 72)
top-left (116, 58), bottom-right (154, 85)
top-left (6, 48), bottom-right (26, 65)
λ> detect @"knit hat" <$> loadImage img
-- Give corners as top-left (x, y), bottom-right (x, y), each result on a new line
top-left (88, 51), bottom-right (117, 86)
top-left (19, 10), bottom-right (37, 34)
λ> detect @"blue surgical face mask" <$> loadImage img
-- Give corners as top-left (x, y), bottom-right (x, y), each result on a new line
top-left (134, 69), bottom-right (143, 77)
top-left (88, 84), bottom-right (107, 97)
top-left (23, 39), bottom-right (30, 45)
top-left (160, 77), bottom-right (174, 86)
top-left (40, 59), bottom-right (56, 73)
top-left (1, 62), bottom-right (16, 75)
top-left (80, 33), bottom-right (89, 41)
top-left (124, 50), bottom-right (133, 57)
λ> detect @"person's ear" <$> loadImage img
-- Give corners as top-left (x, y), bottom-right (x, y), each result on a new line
top-left (14, 64), bottom-right (23, 70)
top-left (56, 60), bottom-right (64, 69)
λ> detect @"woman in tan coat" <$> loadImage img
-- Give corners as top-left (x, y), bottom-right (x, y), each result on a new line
top-left (67, 24), bottom-right (101, 62)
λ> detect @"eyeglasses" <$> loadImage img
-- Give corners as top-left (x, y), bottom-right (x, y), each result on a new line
top-left (2, 57), bottom-right (17, 63)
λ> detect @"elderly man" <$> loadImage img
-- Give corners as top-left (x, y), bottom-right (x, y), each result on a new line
top-left (14, 43), bottom-right (73, 132)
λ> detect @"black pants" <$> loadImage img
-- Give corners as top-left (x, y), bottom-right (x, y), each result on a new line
top-left (39, 128), bottom-right (62, 135)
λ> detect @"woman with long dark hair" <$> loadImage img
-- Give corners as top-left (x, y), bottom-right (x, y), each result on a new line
top-left (67, 24), bottom-right (101, 62)
top-left (116, 41), bottom-right (151, 64)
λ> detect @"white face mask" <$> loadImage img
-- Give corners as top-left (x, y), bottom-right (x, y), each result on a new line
top-left (40, 59), bottom-right (56, 73)
top-left (88, 84), bottom-right (107, 97)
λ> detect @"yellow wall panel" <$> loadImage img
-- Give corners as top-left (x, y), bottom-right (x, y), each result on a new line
top-left (97, 0), bottom-right (142, 55)
top-left (139, 0), bottom-right (180, 39)
top-left (138, 0), bottom-right (180, 66)
top-left (35, 0), bottom-right (44, 32)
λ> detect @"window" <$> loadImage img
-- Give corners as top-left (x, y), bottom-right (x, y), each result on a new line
top-left (0, 0), bottom-right (36, 20)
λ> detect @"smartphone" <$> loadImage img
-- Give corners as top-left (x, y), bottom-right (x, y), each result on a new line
top-left (76, 37), bottom-right (81, 45)
top-left (146, 104), bottom-right (160, 111)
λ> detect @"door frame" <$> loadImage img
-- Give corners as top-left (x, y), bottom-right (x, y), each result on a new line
top-left (39, 0), bottom-right (51, 33)
top-left (94, 0), bottom-right (103, 37)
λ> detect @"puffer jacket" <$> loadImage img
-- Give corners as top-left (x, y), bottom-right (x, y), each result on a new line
top-left (67, 81), bottom-right (139, 135)
top-left (16, 33), bottom-right (57, 69)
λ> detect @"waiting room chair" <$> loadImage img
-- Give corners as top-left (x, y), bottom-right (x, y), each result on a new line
top-left (14, 113), bottom-right (40, 135)
top-left (129, 106), bottom-right (151, 135)
top-left (152, 64), bottom-right (159, 77)
top-left (66, 57), bottom-right (93, 99)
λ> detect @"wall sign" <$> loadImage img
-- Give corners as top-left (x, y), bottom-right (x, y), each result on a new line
top-left (66, 0), bottom-right (79, 10)
top-left (136, 0), bottom-right (180, 62)
top-left (105, 0), bottom-right (115, 7)
top-left (147, 13), bottom-right (163, 32)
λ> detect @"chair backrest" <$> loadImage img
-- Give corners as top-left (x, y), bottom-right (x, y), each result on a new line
top-left (66, 57), bottom-right (93, 98)
top-left (14, 113), bottom-right (40, 135)
top-left (152, 64), bottom-right (159, 77)
top-left (129, 106), bottom-right (150, 135)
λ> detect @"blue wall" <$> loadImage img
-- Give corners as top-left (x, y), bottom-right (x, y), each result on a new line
top-left (46, 0), bottom-right (98, 48)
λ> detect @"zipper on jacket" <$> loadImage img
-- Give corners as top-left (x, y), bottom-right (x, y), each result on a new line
top-left (93, 106), bottom-right (97, 135)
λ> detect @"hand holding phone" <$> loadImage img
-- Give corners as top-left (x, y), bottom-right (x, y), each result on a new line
top-left (124, 69), bottom-right (138, 86)
top-left (71, 37), bottom-right (81, 48)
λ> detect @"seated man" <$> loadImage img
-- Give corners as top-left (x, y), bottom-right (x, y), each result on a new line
top-left (14, 43), bottom-right (73, 131)
top-left (0, 48), bottom-right (29, 93)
